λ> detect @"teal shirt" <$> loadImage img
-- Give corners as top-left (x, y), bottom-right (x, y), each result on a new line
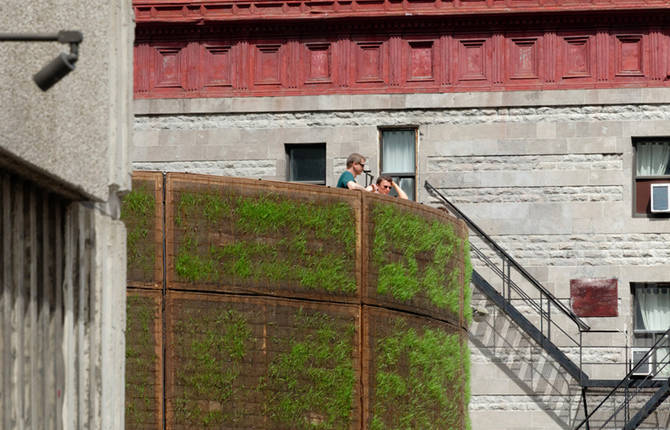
top-left (336, 171), bottom-right (355, 189)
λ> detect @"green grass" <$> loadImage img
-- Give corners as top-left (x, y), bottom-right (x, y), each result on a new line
top-left (174, 191), bottom-right (356, 294)
top-left (120, 184), bottom-right (156, 280)
top-left (262, 309), bottom-right (356, 429)
top-left (125, 295), bottom-right (157, 426)
top-left (173, 309), bottom-right (253, 427)
top-left (370, 319), bottom-right (464, 430)
top-left (372, 204), bottom-right (468, 314)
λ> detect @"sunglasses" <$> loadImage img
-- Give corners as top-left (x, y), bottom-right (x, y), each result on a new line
top-left (382, 185), bottom-right (391, 190)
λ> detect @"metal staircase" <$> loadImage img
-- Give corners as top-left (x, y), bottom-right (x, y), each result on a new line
top-left (425, 181), bottom-right (670, 429)
top-left (575, 329), bottom-right (670, 430)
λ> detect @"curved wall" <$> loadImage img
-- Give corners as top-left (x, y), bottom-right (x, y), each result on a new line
top-left (123, 171), bottom-right (471, 429)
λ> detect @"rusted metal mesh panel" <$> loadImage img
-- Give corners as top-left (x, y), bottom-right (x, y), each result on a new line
top-left (165, 173), bottom-right (361, 301)
top-left (121, 171), bottom-right (163, 288)
top-left (363, 306), bottom-right (467, 430)
top-left (125, 288), bottom-right (163, 430)
top-left (363, 193), bottom-right (469, 325)
top-left (165, 291), bottom-right (361, 429)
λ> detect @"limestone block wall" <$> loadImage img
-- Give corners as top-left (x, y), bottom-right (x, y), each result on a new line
top-left (123, 172), bottom-right (471, 429)
top-left (133, 87), bottom-right (670, 429)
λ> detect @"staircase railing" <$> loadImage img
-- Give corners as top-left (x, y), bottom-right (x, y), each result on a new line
top-left (575, 328), bottom-right (670, 430)
top-left (425, 181), bottom-right (590, 376)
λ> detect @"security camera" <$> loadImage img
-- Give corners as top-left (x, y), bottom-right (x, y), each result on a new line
top-left (0, 31), bottom-right (82, 91)
top-left (33, 52), bottom-right (77, 91)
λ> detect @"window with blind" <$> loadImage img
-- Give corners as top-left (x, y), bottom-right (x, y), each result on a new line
top-left (380, 129), bottom-right (416, 200)
top-left (634, 139), bottom-right (670, 215)
top-left (632, 283), bottom-right (670, 377)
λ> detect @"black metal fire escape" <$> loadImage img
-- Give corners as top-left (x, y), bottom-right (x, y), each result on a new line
top-left (425, 181), bottom-right (670, 429)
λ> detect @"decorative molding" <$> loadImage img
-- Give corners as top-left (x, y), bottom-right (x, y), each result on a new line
top-left (132, 0), bottom-right (670, 23)
top-left (134, 20), bottom-right (670, 98)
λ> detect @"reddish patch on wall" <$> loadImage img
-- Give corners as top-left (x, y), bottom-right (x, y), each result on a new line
top-left (570, 279), bottom-right (618, 317)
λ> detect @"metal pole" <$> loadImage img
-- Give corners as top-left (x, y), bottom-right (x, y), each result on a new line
top-left (581, 387), bottom-right (590, 430)
top-left (0, 33), bottom-right (59, 41)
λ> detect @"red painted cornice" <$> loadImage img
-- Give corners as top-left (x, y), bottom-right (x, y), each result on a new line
top-left (134, 14), bottom-right (670, 99)
top-left (133, 0), bottom-right (670, 24)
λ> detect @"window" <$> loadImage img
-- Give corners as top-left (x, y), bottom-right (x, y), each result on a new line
top-left (632, 283), bottom-right (670, 377)
top-left (380, 129), bottom-right (416, 200)
top-left (286, 143), bottom-right (326, 185)
top-left (634, 139), bottom-right (670, 215)
top-left (633, 283), bottom-right (670, 335)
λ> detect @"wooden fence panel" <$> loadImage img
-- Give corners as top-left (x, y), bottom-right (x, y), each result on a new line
top-left (122, 172), bottom-right (164, 288)
top-left (122, 171), bottom-right (471, 429)
top-left (125, 288), bottom-right (164, 430)
top-left (164, 291), bottom-right (361, 429)
top-left (165, 173), bottom-right (362, 303)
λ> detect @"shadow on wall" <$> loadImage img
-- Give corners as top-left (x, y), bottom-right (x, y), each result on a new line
top-left (469, 292), bottom-right (583, 429)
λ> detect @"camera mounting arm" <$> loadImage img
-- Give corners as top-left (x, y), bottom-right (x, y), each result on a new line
top-left (0, 31), bottom-right (83, 91)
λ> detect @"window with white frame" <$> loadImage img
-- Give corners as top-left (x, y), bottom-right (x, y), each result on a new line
top-left (633, 283), bottom-right (670, 335)
top-left (380, 129), bottom-right (416, 200)
top-left (286, 143), bottom-right (326, 185)
top-left (632, 283), bottom-right (670, 377)
top-left (634, 139), bottom-right (670, 215)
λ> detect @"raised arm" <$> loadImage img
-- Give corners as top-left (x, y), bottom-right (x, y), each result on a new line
top-left (392, 181), bottom-right (409, 199)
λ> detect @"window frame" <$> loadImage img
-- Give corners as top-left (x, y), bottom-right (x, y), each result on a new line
top-left (631, 282), bottom-right (670, 335)
top-left (285, 142), bottom-right (327, 185)
top-left (379, 127), bottom-right (418, 201)
top-left (632, 137), bottom-right (670, 217)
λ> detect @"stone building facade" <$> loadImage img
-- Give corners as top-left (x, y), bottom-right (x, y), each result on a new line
top-left (131, 2), bottom-right (670, 428)
top-left (0, 0), bottom-right (133, 428)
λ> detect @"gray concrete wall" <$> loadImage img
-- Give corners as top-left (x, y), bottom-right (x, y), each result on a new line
top-left (0, 1), bottom-right (132, 429)
top-left (133, 87), bottom-right (670, 429)
top-left (0, 0), bottom-right (133, 201)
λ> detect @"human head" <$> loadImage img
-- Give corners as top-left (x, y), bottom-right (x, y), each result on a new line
top-left (376, 175), bottom-right (393, 195)
top-left (346, 153), bottom-right (366, 175)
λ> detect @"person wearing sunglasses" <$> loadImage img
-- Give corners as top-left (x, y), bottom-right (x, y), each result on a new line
top-left (336, 153), bottom-right (370, 191)
top-left (371, 175), bottom-right (408, 200)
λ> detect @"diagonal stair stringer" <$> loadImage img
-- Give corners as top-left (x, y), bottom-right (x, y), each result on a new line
top-left (472, 270), bottom-right (589, 384)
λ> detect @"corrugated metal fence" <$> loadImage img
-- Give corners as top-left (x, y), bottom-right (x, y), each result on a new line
top-left (0, 171), bottom-right (109, 429)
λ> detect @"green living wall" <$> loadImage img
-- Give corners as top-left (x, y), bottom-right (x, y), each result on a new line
top-left (123, 173), bottom-right (471, 429)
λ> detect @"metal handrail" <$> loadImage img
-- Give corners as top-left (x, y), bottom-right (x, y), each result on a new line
top-left (575, 327), bottom-right (670, 429)
top-left (470, 241), bottom-right (582, 346)
top-left (425, 180), bottom-right (590, 331)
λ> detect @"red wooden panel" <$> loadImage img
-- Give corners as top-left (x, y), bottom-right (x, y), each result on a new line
top-left (153, 44), bottom-right (185, 89)
top-left (508, 37), bottom-right (540, 80)
top-left (456, 38), bottom-right (488, 82)
top-left (134, 1), bottom-right (670, 24)
top-left (408, 41), bottom-right (434, 81)
top-left (133, 21), bottom-right (670, 98)
top-left (254, 44), bottom-right (281, 85)
top-left (615, 34), bottom-right (644, 77)
top-left (305, 42), bottom-right (332, 83)
top-left (570, 279), bottom-right (618, 317)
top-left (202, 43), bottom-right (232, 87)
top-left (354, 41), bottom-right (385, 83)
top-left (561, 35), bottom-right (594, 79)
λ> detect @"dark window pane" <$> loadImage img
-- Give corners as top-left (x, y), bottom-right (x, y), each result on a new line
top-left (287, 144), bottom-right (326, 183)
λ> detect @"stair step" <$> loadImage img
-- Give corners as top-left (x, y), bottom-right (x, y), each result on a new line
top-left (472, 270), bottom-right (589, 384)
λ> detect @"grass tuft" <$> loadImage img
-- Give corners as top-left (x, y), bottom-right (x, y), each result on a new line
top-left (371, 319), bottom-right (463, 429)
